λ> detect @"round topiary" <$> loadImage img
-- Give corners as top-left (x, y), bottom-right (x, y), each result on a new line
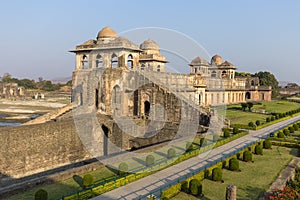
top-left (289, 126), bottom-right (295, 133)
top-left (271, 116), bottom-right (275, 121)
top-left (181, 180), bottom-right (189, 193)
top-left (283, 129), bottom-right (290, 136)
top-left (167, 148), bottom-right (176, 159)
top-left (233, 127), bottom-right (239, 134)
top-left (212, 168), bottom-right (222, 181)
top-left (266, 117), bottom-right (270, 123)
top-left (293, 124), bottom-right (299, 131)
top-left (189, 179), bottom-right (201, 195)
top-left (35, 189), bottom-right (48, 200)
top-left (263, 140), bottom-right (272, 149)
top-left (223, 129), bottom-right (230, 138)
top-left (255, 120), bottom-right (261, 126)
top-left (255, 144), bottom-right (263, 155)
top-left (146, 155), bottom-right (155, 166)
top-left (186, 142), bottom-right (194, 152)
top-left (243, 151), bottom-right (252, 162)
top-left (229, 158), bottom-right (239, 171)
top-left (278, 131), bottom-right (285, 138)
top-left (83, 174), bottom-right (94, 188)
top-left (248, 122), bottom-right (254, 127)
top-left (118, 162), bottom-right (128, 176)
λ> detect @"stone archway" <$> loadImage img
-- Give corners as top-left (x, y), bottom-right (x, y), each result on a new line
top-left (101, 125), bottom-right (109, 156)
top-left (245, 92), bottom-right (251, 100)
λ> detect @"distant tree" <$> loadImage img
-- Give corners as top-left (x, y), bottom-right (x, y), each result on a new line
top-left (241, 103), bottom-right (248, 111)
top-left (66, 80), bottom-right (72, 86)
top-left (247, 102), bottom-right (254, 111)
top-left (235, 72), bottom-right (253, 77)
top-left (1, 73), bottom-right (12, 82)
top-left (254, 71), bottom-right (279, 97)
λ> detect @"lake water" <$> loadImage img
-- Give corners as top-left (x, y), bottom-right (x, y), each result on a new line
top-left (0, 113), bottom-right (41, 127)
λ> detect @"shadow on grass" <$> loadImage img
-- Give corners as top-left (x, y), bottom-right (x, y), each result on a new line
top-left (290, 148), bottom-right (300, 157)
top-left (237, 185), bottom-right (265, 200)
top-left (171, 145), bottom-right (185, 152)
top-left (72, 175), bottom-right (84, 188)
top-left (132, 157), bottom-right (146, 166)
top-left (154, 151), bottom-right (167, 158)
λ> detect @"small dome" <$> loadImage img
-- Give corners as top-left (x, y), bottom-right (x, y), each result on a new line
top-left (140, 39), bottom-right (160, 50)
top-left (211, 54), bottom-right (222, 65)
top-left (97, 26), bottom-right (117, 39)
top-left (190, 56), bottom-right (209, 66)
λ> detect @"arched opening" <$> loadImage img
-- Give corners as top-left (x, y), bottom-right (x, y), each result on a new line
top-left (157, 65), bottom-right (161, 72)
top-left (144, 101), bottom-right (150, 116)
top-left (82, 55), bottom-right (88, 69)
top-left (222, 70), bottom-right (227, 78)
top-left (96, 54), bottom-right (102, 68)
top-left (113, 85), bottom-right (121, 104)
top-left (245, 92), bottom-right (251, 100)
top-left (198, 94), bottom-right (201, 105)
top-left (141, 64), bottom-right (145, 70)
top-left (133, 90), bottom-right (138, 116)
top-left (101, 125), bottom-right (109, 156)
top-left (211, 71), bottom-right (217, 78)
top-left (111, 53), bottom-right (118, 68)
top-left (127, 54), bottom-right (133, 68)
top-left (251, 80), bottom-right (255, 86)
top-left (194, 67), bottom-right (198, 73)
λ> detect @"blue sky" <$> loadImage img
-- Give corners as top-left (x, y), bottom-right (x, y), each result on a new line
top-left (0, 0), bottom-right (299, 83)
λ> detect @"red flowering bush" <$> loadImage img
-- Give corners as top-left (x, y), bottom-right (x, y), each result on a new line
top-left (266, 186), bottom-right (300, 200)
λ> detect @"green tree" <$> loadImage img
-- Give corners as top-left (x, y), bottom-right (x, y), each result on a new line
top-left (241, 103), bottom-right (248, 111)
top-left (254, 71), bottom-right (279, 97)
top-left (83, 174), bottom-right (94, 188)
top-left (247, 102), bottom-right (254, 111)
top-left (35, 189), bottom-right (48, 200)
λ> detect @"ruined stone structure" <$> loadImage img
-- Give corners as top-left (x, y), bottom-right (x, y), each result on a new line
top-left (0, 83), bottom-right (25, 98)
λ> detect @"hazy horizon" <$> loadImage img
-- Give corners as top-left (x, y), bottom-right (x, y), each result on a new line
top-left (0, 1), bottom-right (299, 84)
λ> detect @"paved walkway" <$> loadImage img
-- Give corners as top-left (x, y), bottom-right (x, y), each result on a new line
top-left (93, 115), bottom-right (300, 200)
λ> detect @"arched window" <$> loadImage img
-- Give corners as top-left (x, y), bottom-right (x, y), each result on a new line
top-left (141, 64), bottom-right (145, 70)
top-left (222, 70), bottom-right (227, 78)
top-left (144, 101), bottom-right (150, 116)
top-left (111, 53), bottom-right (118, 68)
top-left (127, 54), bottom-right (133, 68)
top-left (157, 65), bottom-right (161, 72)
top-left (82, 55), bottom-right (88, 69)
top-left (211, 71), bottom-right (217, 78)
top-left (194, 68), bottom-right (198, 73)
top-left (251, 80), bottom-right (255, 86)
top-left (113, 85), bottom-right (121, 104)
top-left (245, 92), bottom-right (251, 100)
top-left (96, 54), bottom-right (102, 68)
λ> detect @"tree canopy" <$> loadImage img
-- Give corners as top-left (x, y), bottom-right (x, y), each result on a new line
top-left (254, 71), bottom-right (279, 97)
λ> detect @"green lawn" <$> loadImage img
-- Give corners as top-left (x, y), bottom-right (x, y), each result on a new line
top-left (172, 147), bottom-right (296, 200)
top-left (224, 100), bottom-right (300, 125)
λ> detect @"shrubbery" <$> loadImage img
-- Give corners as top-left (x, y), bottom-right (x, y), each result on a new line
top-left (263, 140), bottom-right (272, 149)
top-left (229, 158), bottom-right (239, 171)
top-left (189, 179), bottom-right (202, 196)
top-left (266, 117), bottom-right (270, 123)
top-left (212, 168), bottom-right (222, 181)
top-left (167, 148), bottom-right (176, 159)
top-left (248, 122), bottom-right (255, 127)
top-left (233, 127), bottom-right (239, 134)
top-left (83, 174), bottom-right (94, 188)
top-left (243, 151), bottom-right (252, 162)
top-left (289, 126), bottom-right (295, 133)
top-left (35, 189), bottom-right (48, 200)
top-left (118, 162), bottom-right (128, 176)
top-left (181, 180), bottom-right (189, 193)
top-left (255, 120), bottom-right (261, 126)
top-left (278, 131), bottom-right (285, 138)
top-left (223, 129), bottom-right (230, 138)
top-left (293, 124), bottom-right (299, 131)
top-left (146, 155), bottom-right (155, 166)
top-left (283, 129), bottom-right (290, 136)
top-left (255, 144), bottom-right (263, 155)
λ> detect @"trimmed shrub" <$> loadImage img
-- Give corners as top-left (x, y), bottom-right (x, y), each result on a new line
top-left (243, 151), bottom-right (252, 162)
top-left (181, 180), bottom-right (189, 193)
top-left (229, 158), bottom-right (239, 171)
top-left (275, 114), bottom-right (279, 120)
top-left (255, 120), bottom-right (261, 126)
top-left (146, 155), bottom-right (155, 166)
top-left (263, 140), bottom-right (272, 149)
top-left (83, 174), bottom-right (94, 188)
top-left (248, 122), bottom-right (255, 127)
top-left (266, 117), bottom-right (270, 123)
top-left (204, 169), bottom-right (210, 178)
top-left (293, 124), bottom-right (299, 131)
top-left (167, 148), bottom-right (176, 159)
top-left (283, 129), bottom-right (290, 136)
top-left (35, 189), bottom-right (48, 200)
top-left (222, 160), bottom-right (227, 168)
top-left (271, 116), bottom-right (275, 121)
top-left (189, 179), bottom-right (202, 195)
top-left (223, 129), bottom-right (230, 138)
top-left (278, 131), bottom-right (285, 138)
top-left (236, 152), bottom-right (241, 160)
top-left (255, 145), bottom-right (263, 155)
top-left (212, 168), bottom-right (222, 181)
top-left (233, 127), bottom-right (239, 134)
top-left (289, 126), bottom-right (295, 133)
top-left (118, 162), bottom-right (128, 176)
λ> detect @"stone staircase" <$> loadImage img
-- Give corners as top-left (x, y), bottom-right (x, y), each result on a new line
top-left (22, 102), bottom-right (77, 126)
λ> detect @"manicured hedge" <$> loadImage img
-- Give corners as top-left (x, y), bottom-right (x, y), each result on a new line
top-left (83, 174), bottom-right (94, 188)
top-left (212, 168), bottom-right (222, 181)
top-left (255, 145), bottom-right (263, 155)
top-left (229, 158), bottom-right (239, 171)
top-left (146, 155), bottom-right (155, 166)
top-left (243, 151), bottom-right (252, 162)
top-left (263, 140), bottom-right (272, 149)
top-left (35, 189), bottom-right (48, 200)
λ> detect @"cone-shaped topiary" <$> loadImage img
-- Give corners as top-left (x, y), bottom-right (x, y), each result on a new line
top-left (243, 150), bottom-right (252, 162)
top-left (212, 168), bottom-right (222, 181)
top-left (229, 158), bottom-right (239, 171)
top-left (35, 189), bottom-right (48, 200)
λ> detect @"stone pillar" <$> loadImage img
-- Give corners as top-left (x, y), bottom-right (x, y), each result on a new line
top-left (226, 185), bottom-right (236, 200)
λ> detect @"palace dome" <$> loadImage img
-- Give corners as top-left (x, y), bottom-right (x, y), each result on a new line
top-left (140, 39), bottom-right (160, 50)
top-left (97, 26), bottom-right (117, 39)
top-left (211, 54), bottom-right (222, 65)
top-left (190, 56), bottom-right (209, 66)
